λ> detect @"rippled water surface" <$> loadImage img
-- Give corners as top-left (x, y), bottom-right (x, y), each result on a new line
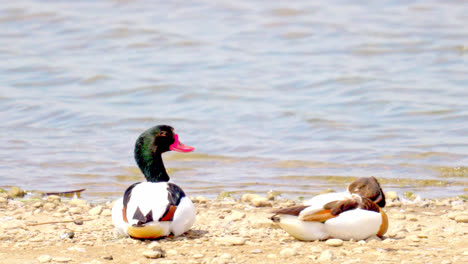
top-left (1, 0), bottom-right (468, 200)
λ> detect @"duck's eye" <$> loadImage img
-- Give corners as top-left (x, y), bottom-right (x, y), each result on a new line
top-left (158, 131), bottom-right (168, 137)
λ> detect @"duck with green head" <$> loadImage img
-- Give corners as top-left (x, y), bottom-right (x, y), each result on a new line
top-left (112, 125), bottom-right (196, 239)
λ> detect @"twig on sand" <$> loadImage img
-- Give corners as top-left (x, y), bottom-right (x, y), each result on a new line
top-left (27, 218), bottom-right (93, 226)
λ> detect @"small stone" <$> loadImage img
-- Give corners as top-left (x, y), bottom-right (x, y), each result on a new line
top-left (7, 186), bottom-right (25, 198)
top-left (219, 236), bottom-right (246, 246)
top-left (47, 195), bottom-right (61, 203)
top-left (447, 212), bottom-right (458, 220)
top-left (241, 194), bottom-right (262, 203)
top-left (441, 260), bottom-right (452, 264)
top-left (43, 203), bottom-right (57, 211)
top-left (60, 231), bottom-right (75, 240)
top-left (385, 191), bottom-right (399, 200)
top-left (250, 249), bottom-right (263, 254)
top-left (455, 215), bottom-right (468, 223)
top-left (147, 241), bottom-right (162, 250)
top-left (279, 248), bottom-right (297, 257)
top-left (219, 253), bottom-right (233, 260)
top-left (193, 254), bottom-right (204, 259)
top-left (326, 238), bottom-right (344, 247)
top-left (267, 254), bottom-right (277, 259)
top-left (69, 199), bottom-right (88, 207)
top-left (224, 211), bottom-right (245, 222)
top-left (251, 197), bottom-right (272, 207)
top-left (52, 257), bottom-right (72, 263)
top-left (38, 255), bottom-right (52, 263)
top-left (89, 205), bottom-right (103, 216)
top-left (142, 249), bottom-right (165, 259)
top-left (357, 240), bottom-right (366, 245)
top-left (101, 209), bottom-right (112, 216)
top-left (318, 250), bottom-right (335, 261)
top-left (166, 249), bottom-right (178, 256)
top-left (74, 219), bottom-right (84, 225)
top-left (32, 201), bottom-right (43, 208)
top-left (69, 207), bottom-right (82, 214)
top-left (365, 235), bottom-right (382, 243)
top-left (407, 215), bottom-right (418, 221)
top-left (0, 197), bottom-right (7, 204)
top-left (267, 191), bottom-right (281, 200)
top-left (103, 256), bottom-right (113, 260)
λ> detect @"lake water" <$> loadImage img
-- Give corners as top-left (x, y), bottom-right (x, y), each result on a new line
top-left (1, 0), bottom-right (467, 201)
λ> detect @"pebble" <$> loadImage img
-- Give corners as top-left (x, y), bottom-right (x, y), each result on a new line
top-left (147, 241), bottom-right (162, 250)
top-left (365, 235), bottom-right (382, 243)
top-left (250, 249), bottom-right (263, 254)
top-left (251, 197), bottom-right (272, 207)
top-left (52, 257), bottom-right (72, 263)
top-left (241, 193), bottom-right (262, 203)
top-left (32, 201), bottom-right (43, 208)
top-left (101, 209), bottom-right (112, 216)
top-left (43, 203), bottom-right (57, 211)
top-left (142, 249), bottom-right (165, 259)
top-left (218, 236), bottom-right (246, 246)
top-left (38, 255), bottom-right (52, 263)
top-left (192, 254), bottom-right (204, 259)
top-left (385, 191), bottom-right (399, 200)
top-left (325, 238), bottom-right (344, 247)
top-left (224, 210), bottom-right (245, 222)
top-left (0, 197), bottom-right (7, 204)
top-left (46, 195), bottom-right (61, 203)
top-left (69, 199), bottom-right (88, 207)
top-left (455, 215), bottom-right (468, 223)
top-left (89, 205), bottom-right (103, 216)
top-left (407, 215), bottom-right (418, 221)
top-left (7, 186), bottom-right (25, 198)
top-left (318, 250), bottom-right (335, 261)
top-left (69, 207), bottom-right (83, 214)
top-left (166, 249), bottom-right (178, 256)
top-left (280, 248), bottom-right (297, 257)
top-left (60, 231), bottom-right (75, 240)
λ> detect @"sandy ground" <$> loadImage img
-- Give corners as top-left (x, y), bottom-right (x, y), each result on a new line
top-left (0, 192), bottom-right (467, 264)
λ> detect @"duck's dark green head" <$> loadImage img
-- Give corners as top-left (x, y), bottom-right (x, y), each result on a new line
top-left (348, 176), bottom-right (386, 208)
top-left (134, 125), bottom-right (194, 182)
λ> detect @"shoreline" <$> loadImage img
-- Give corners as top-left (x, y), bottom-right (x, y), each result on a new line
top-left (0, 190), bottom-right (467, 264)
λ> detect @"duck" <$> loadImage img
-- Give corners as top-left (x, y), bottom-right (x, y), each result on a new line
top-left (112, 125), bottom-right (196, 239)
top-left (271, 177), bottom-right (388, 241)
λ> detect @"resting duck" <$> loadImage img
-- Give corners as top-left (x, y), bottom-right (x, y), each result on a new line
top-left (271, 177), bottom-right (388, 241)
top-left (112, 125), bottom-right (196, 239)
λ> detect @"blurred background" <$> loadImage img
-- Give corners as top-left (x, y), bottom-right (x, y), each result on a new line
top-left (1, 0), bottom-right (467, 201)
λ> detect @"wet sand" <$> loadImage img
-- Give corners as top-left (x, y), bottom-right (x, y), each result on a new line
top-left (0, 191), bottom-right (467, 264)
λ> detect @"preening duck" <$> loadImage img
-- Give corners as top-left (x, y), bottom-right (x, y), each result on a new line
top-left (112, 125), bottom-right (196, 239)
top-left (271, 177), bottom-right (388, 241)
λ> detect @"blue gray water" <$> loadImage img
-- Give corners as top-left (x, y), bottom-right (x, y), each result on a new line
top-left (1, 0), bottom-right (468, 200)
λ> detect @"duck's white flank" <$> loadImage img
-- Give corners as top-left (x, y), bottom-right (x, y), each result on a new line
top-left (111, 182), bottom-right (195, 238)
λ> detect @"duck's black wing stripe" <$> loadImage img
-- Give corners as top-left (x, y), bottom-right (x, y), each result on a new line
top-left (158, 183), bottom-right (186, 222)
top-left (123, 182), bottom-right (141, 208)
top-left (167, 183), bottom-right (185, 206)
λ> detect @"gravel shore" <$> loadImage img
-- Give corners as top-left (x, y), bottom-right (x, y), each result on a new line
top-left (0, 190), bottom-right (467, 264)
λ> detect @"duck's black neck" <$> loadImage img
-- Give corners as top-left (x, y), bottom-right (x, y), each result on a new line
top-left (144, 153), bottom-right (169, 182)
top-left (135, 138), bottom-right (170, 183)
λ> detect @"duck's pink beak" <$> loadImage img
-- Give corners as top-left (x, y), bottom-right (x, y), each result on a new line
top-left (169, 134), bottom-right (195, 152)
